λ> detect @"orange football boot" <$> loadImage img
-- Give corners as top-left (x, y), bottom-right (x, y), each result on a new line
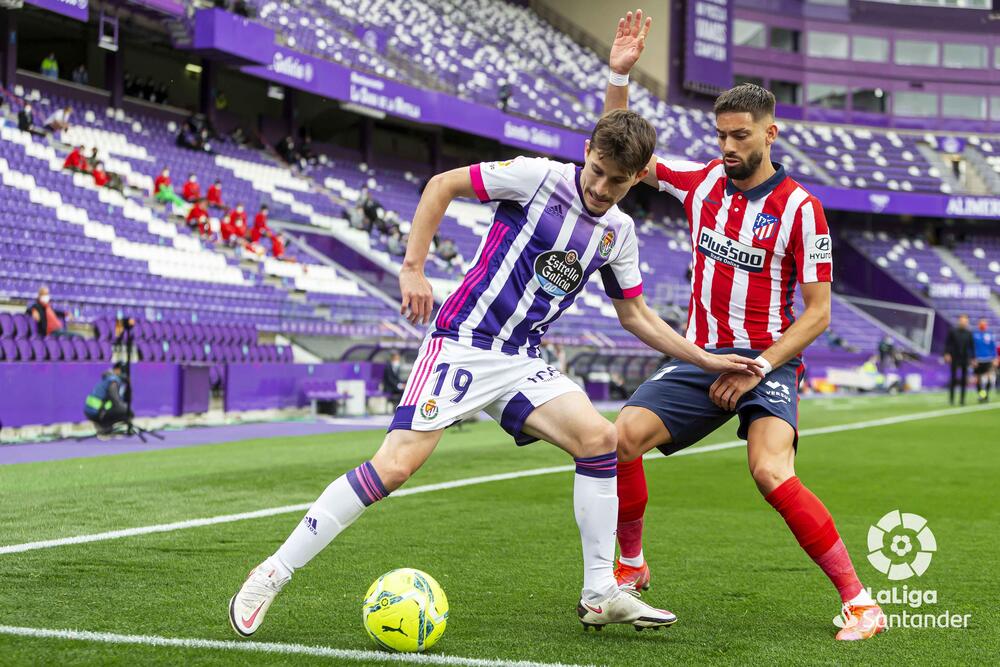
top-left (835, 603), bottom-right (887, 641)
top-left (613, 559), bottom-right (650, 591)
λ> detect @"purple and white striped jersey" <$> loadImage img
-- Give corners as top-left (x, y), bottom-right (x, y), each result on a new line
top-left (430, 157), bottom-right (643, 358)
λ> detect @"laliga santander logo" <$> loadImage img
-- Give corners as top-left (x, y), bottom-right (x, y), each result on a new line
top-left (866, 510), bottom-right (936, 580)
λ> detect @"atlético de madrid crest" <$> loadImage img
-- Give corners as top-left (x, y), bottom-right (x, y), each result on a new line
top-left (752, 212), bottom-right (779, 241)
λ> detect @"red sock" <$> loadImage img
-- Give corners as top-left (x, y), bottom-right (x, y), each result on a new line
top-left (765, 476), bottom-right (862, 602)
top-left (617, 457), bottom-right (648, 559)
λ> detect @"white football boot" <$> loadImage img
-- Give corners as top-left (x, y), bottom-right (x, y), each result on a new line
top-left (229, 558), bottom-right (290, 637)
top-left (577, 585), bottom-right (677, 631)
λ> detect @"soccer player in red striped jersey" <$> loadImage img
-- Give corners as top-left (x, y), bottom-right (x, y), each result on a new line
top-left (601, 11), bottom-right (885, 641)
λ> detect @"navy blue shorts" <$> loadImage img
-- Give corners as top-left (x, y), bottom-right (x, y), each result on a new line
top-left (625, 348), bottom-right (803, 457)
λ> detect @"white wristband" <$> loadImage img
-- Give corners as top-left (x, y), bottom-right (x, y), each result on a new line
top-left (755, 356), bottom-right (773, 375)
top-left (608, 70), bottom-right (630, 87)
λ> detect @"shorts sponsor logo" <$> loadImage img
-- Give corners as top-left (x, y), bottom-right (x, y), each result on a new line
top-left (808, 234), bottom-right (833, 262)
top-left (526, 366), bottom-right (562, 384)
top-left (752, 212), bottom-right (779, 241)
top-left (534, 250), bottom-right (583, 296)
top-left (697, 228), bottom-right (765, 273)
top-left (763, 379), bottom-right (790, 404)
top-left (489, 160), bottom-right (514, 170)
top-left (420, 398), bottom-right (439, 420)
top-left (598, 230), bottom-right (616, 258)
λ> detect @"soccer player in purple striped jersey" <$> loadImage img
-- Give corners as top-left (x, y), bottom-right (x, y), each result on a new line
top-left (228, 110), bottom-right (762, 636)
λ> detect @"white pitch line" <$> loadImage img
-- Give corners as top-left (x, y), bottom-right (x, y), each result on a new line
top-left (0, 625), bottom-right (596, 667)
top-left (1, 402), bottom-right (997, 556)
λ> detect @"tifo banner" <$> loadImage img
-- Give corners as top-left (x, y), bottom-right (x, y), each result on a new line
top-left (683, 0), bottom-right (732, 95)
top-left (24, 0), bottom-right (88, 22)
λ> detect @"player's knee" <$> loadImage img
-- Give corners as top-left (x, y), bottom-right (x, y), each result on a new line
top-left (749, 459), bottom-right (794, 496)
top-left (575, 420), bottom-right (617, 458)
top-left (616, 421), bottom-right (645, 463)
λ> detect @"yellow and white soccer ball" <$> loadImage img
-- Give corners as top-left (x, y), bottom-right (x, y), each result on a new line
top-left (362, 568), bottom-right (449, 652)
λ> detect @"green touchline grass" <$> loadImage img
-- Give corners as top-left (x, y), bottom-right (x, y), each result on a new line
top-left (1, 392), bottom-right (997, 665)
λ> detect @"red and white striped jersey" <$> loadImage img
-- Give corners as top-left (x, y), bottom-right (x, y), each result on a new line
top-left (656, 158), bottom-right (832, 351)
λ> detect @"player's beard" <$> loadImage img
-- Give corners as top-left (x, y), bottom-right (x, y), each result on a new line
top-left (723, 149), bottom-right (764, 180)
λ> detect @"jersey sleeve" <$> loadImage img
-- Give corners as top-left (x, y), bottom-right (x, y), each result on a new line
top-left (655, 158), bottom-right (708, 202)
top-left (469, 156), bottom-right (550, 206)
top-left (599, 222), bottom-right (643, 299)
top-left (790, 196), bottom-right (832, 284)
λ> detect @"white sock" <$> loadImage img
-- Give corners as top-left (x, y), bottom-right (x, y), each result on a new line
top-left (274, 462), bottom-right (387, 571)
top-left (619, 550), bottom-right (644, 568)
top-left (848, 587), bottom-right (876, 607)
top-left (573, 453), bottom-right (620, 603)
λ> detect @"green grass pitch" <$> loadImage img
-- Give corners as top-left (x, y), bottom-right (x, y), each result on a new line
top-left (0, 392), bottom-right (997, 665)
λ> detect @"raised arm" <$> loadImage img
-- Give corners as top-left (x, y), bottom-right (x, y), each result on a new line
top-left (399, 168), bottom-right (477, 325)
top-left (605, 10), bottom-right (659, 189)
top-left (604, 9), bottom-right (651, 114)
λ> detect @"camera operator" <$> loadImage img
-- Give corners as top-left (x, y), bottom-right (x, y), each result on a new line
top-left (83, 361), bottom-right (133, 437)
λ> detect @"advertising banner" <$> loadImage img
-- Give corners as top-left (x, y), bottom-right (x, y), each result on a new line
top-left (25, 0), bottom-right (88, 22)
top-left (683, 0), bottom-right (732, 95)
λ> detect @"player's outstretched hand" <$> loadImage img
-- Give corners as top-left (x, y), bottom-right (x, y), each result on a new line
top-left (709, 372), bottom-right (762, 411)
top-left (698, 352), bottom-right (765, 378)
top-left (400, 266), bottom-right (434, 326)
top-left (610, 9), bottom-right (652, 75)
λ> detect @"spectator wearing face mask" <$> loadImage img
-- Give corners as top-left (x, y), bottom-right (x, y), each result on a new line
top-left (182, 173), bottom-right (201, 202)
top-left (26, 285), bottom-right (74, 337)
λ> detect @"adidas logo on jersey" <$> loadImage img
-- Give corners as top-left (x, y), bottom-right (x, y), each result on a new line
top-left (544, 204), bottom-right (563, 217)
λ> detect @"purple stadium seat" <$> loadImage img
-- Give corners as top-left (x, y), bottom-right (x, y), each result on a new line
top-left (45, 338), bottom-right (62, 360)
top-left (30, 339), bottom-right (47, 361)
top-left (59, 338), bottom-right (76, 361)
top-left (0, 313), bottom-right (13, 338)
top-left (1, 339), bottom-right (16, 361)
top-left (100, 341), bottom-right (113, 361)
top-left (15, 339), bottom-right (32, 361)
top-left (72, 338), bottom-right (89, 360)
top-left (13, 314), bottom-right (30, 339)
top-left (86, 339), bottom-right (101, 360)
top-left (136, 340), bottom-right (152, 361)
top-left (94, 319), bottom-right (112, 342)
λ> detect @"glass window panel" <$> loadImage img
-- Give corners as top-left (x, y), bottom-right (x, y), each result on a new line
top-left (942, 43), bottom-right (987, 69)
top-left (852, 36), bottom-right (888, 63)
top-left (808, 32), bottom-right (849, 59)
top-left (770, 28), bottom-right (800, 53)
top-left (894, 91), bottom-right (938, 117)
top-left (895, 40), bottom-right (939, 66)
top-left (734, 20), bottom-right (766, 48)
top-left (941, 94), bottom-right (985, 119)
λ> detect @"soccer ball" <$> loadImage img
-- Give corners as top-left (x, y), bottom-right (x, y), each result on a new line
top-left (362, 568), bottom-right (449, 652)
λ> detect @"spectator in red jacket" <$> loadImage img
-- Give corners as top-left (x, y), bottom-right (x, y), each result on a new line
top-left (186, 198), bottom-right (209, 228)
top-left (92, 162), bottom-right (109, 187)
top-left (269, 231), bottom-right (286, 259)
top-left (153, 168), bottom-right (171, 195)
top-left (250, 204), bottom-right (270, 242)
top-left (196, 214), bottom-right (212, 240)
top-left (181, 173), bottom-right (201, 202)
top-left (64, 145), bottom-right (86, 172)
top-left (206, 179), bottom-right (224, 209)
top-left (227, 203), bottom-right (248, 239)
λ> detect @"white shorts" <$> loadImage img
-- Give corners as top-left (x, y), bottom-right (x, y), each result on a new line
top-left (388, 335), bottom-right (583, 445)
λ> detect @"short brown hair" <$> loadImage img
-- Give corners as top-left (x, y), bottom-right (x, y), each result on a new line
top-left (714, 83), bottom-right (775, 122)
top-left (589, 109), bottom-right (656, 176)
